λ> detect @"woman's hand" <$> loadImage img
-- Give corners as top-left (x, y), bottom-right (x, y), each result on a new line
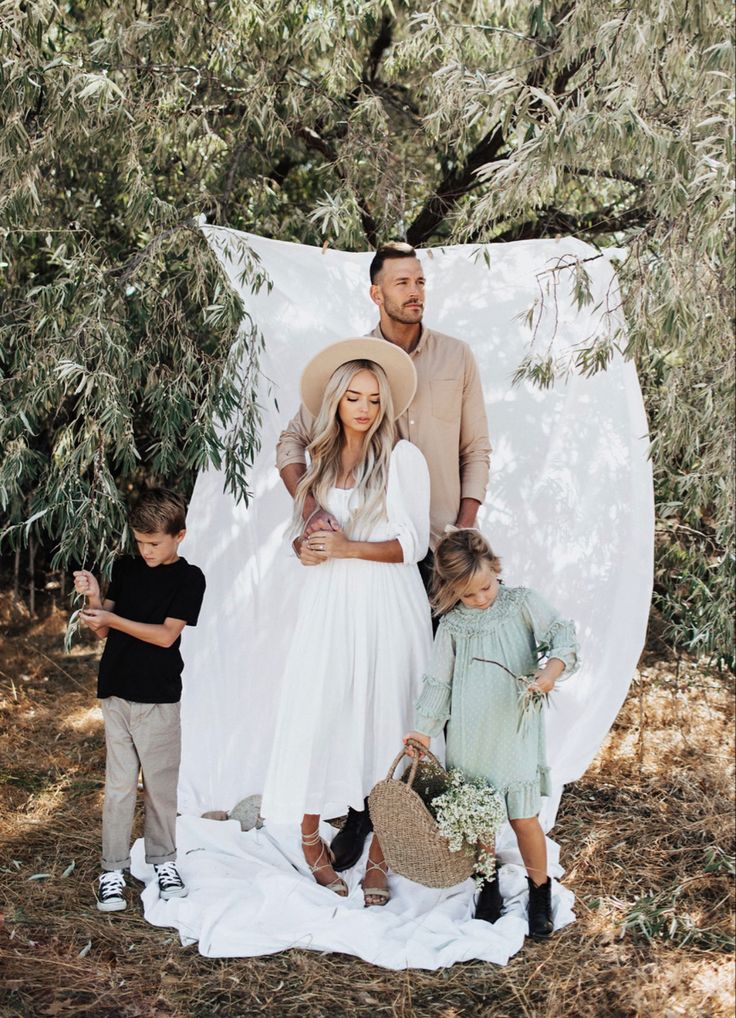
top-left (297, 541), bottom-right (324, 567)
top-left (303, 528), bottom-right (352, 561)
top-left (403, 732), bottom-right (430, 757)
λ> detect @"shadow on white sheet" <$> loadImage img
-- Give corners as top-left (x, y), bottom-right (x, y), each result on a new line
top-left (131, 816), bottom-right (575, 970)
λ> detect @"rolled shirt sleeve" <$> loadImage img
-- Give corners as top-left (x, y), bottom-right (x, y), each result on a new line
top-left (386, 441), bottom-right (430, 565)
top-left (275, 404), bottom-right (314, 471)
top-left (414, 621), bottom-right (456, 737)
top-left (459, 343), bottom-right (492, 504)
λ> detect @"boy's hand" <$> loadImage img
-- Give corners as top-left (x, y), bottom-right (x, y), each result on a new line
top-left (73, 570), bottom-right (100, 602)
top-left (80, 608), bottom-right (112, 632)
top-left (403, 732), bottom-right (430, 758)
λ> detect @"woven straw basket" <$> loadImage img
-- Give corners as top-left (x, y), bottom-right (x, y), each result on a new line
top-left (368, 740), bottom-right (476, 888)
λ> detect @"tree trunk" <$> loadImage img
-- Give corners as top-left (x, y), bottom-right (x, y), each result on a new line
top-left (28, 536), bottom-right (36, 617)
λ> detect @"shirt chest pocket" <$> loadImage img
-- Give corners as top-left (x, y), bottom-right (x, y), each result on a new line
top-left (430, 379), bottom-right (462, 423)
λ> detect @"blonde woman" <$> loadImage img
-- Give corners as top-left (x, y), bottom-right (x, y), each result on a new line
top-left (261, 338), bottom-right (433, 907)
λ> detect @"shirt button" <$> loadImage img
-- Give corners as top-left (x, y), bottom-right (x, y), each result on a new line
top-left (410, 419), bottom-right (415, 425)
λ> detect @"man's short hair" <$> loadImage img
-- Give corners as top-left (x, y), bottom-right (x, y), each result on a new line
top-left (369, 241), bottom-right (418, 284)
top-left (128, 487), bottom-right (187, 536)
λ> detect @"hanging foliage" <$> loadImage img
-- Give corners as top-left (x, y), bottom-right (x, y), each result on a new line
top-left (0, 1), bottom-right (732, 662)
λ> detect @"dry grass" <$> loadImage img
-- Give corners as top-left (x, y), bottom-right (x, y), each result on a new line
top-left (0, 599), bottom-right (734, 1018)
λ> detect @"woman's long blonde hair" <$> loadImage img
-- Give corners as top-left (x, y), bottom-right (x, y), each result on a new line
top-left (431, 529), bottom-right (502, 616)
top-left (293, 359), bottom-right (395, 538)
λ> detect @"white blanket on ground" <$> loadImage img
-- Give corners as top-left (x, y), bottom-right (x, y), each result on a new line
top-left (134, 231), bottom-right (654, 969)
top-left (132, 817), bottom-right (575, 968)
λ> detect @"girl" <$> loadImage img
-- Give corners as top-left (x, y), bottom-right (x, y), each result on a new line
top-left (405, 528), bottom-right (578, 938)
top-left (261, 339), bottom-right (433, 907)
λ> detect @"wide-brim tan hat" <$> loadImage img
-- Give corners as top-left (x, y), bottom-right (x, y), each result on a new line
top-left (300, 337), bottom-right (417, 420)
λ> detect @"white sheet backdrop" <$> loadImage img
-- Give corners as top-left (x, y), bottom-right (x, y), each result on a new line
top-left (132, 230), bottom-right (654, 969)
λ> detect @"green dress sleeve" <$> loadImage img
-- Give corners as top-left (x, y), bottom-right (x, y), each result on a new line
top-left (523, 588), bottom-right (580, 681)
top-left (413, 619), bottom-right (456, 736)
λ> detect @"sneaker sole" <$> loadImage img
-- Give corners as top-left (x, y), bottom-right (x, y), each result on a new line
top-left (96, 898), bottom-right (127, 912)
top-left (159, 887), bottom-right (188, 900)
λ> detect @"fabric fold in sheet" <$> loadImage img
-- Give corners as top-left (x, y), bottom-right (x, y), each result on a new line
top-left (131, 230), bottom-right (653, 969)
top-left (132, 816), bottom-right (575, 969)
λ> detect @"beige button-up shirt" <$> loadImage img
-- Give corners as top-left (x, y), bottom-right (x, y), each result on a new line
top-left (276, 324), bottom-right (492, 549)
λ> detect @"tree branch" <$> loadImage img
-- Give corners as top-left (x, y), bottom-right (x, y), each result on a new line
top-left (295, 127), bottom-right (378, 246)
top-left (407, 125), bottom-right (505, 245)
top-left (489, 203), bottom-right (651, 242)
top-left (364, 14), bottom-right (394, 83)
top-left (407, 6), bottom-right (593, 246)
top-left (104, 222), bottom-right (197, 281)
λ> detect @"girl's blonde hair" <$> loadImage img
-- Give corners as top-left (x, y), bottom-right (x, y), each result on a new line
top-left (431, 529), bottom-right (502, 615)
top-left (293, 359), bottom-right (395, 538)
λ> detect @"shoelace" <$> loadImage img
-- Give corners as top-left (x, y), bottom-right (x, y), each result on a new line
top-left (155, 863), bottom-right (183, 889)
top-left (99, 872), bottom-right (125, 899)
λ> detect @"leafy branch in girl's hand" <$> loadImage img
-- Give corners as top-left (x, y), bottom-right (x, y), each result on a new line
top-left (515, 683), bottom-right (552, 733)
top-left (473, 643), bottom-right (556, 733)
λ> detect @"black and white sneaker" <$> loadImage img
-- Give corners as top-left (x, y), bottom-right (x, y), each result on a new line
top-left (154, 861), bottom-right (188, 900)
top-left (97, 870), bottom-right (127, 912)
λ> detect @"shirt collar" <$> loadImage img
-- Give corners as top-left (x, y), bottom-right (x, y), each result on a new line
top-left (371, 322), bottom-right (429, 357)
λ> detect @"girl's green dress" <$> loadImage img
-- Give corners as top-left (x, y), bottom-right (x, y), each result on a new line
top-left (414, 584), bottom-right (579, 820)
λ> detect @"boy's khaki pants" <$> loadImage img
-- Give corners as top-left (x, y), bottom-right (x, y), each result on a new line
top-left (100, 696), bottom-right (180, 871)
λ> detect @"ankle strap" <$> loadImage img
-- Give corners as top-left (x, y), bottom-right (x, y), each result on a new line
top-left (365, 858), bottom-right (388, 876)
top-left (301, 829), bottom-right (323, 847)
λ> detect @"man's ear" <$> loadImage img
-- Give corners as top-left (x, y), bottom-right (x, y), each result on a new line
top-left (369, 283), bottom-right (382, 308)
top-left (175, 528), bottom-right (187, 544)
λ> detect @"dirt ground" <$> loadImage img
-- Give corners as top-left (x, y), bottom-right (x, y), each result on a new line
top-left (0, 598), bottom-right (734, 1018)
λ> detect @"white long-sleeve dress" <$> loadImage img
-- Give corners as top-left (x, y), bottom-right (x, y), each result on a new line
top-left (261, 440), bottom-right (433, 824)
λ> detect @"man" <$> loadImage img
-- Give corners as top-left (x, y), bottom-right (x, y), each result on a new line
top-left (275, 241), bottom-right (492, 868)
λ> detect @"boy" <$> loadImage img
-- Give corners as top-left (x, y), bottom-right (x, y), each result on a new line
top-left (73, 488), bottom-right (206, 912)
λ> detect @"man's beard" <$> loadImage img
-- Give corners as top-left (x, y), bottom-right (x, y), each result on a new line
top-left (383, 296), bottom-right (424, 325)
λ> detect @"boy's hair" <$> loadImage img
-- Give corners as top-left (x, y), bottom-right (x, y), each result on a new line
top-left (369, 241), bottom-right (418, 284)
top-left (431, 529), bottom-right (502, 616)
top-left (128, 488), bottom-right (187, 536)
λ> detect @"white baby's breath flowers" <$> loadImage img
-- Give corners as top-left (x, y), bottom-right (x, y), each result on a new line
top-left (432, 770), bottom-right (506, 883)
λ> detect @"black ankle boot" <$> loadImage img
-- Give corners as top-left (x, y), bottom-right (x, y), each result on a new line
top-left (474, 872), bottom-right (503, 923)
top-left (527, 877), bottom-right (554, 939)
top-left (330, 800), bottom-right (373, 872)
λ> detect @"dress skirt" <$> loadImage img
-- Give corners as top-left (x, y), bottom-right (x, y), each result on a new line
top-left (261, 441), bottom-right (433, 824)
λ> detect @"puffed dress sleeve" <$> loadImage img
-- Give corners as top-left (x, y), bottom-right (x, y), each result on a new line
top-left (386, 440), bottom-right (431, 565)
top-left (522, 588), bottom-right (580, 680)
top-left (413, 620), bottom-right (456, 737)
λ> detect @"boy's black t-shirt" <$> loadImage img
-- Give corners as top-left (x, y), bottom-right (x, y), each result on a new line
top-left (97, 555), bottom-right (206, 704)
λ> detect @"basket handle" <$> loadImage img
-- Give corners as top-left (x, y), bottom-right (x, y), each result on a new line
top-left (384, 738), bottom-right (444, 786)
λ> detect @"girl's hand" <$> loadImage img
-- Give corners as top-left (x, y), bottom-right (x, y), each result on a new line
top-left (527, 669), bottom-right (556, 695)
top-left (80, 608), bottom-right (112, 632)
top-left (73, 570), bottom-right (100, 601)
top-left (304, 528), bottom-right (352, 560)
top-left (403, 732), bottom-right (430, 757)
